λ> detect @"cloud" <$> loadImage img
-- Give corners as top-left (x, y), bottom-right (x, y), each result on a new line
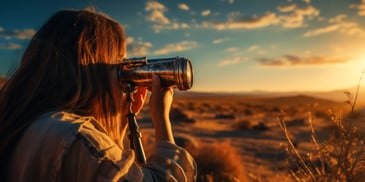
top-left (203, 3), bottom-right (320, 30)
top-left (224, 47), bottom-right (240, 53)
top-left (201, 10), bottom-right (211, 16)
top-left (350, 0), bottom-right (365, 16)
top-left (147, 9), bottom-right (169, 24)
top-left (303, 24), bottom-right (340, 37)
top-left (145, 1), bottom-right (191, 32)
top-left (208, 3), bottom-right (319, 30)
top-left (151, 22), bottom-right (190, 32)
top-left (247, 45), bottom-right (259, 52)
top-left (145, 1), bottom-right (166, 11)
top-left (143, 1), bottom-right (319, 32)
top-left (211, 38), bottom-right (228, 44)
top-left (126, 37), bottom-right (153, 57)
top-left (0, 28), bottom-right (36, 40)
top-left (256, 54), bottom-right (350, 67)
top-left (178, 3), bottom-right (189, 11)
top-left (212, 12), bottom-right (280, 30)
top-left (153, 41), bottom-right (197, 55)
top-left (277, 4), bottom-right (297, 13)
top-left (279, 4), bottom-right (320, 28)
top-left (0, 43), bottom-right (22, 50)
top-left (218, 56), bottom-right (247, 66)
top-left (221, 0), bottom-right (234, 4)
top-left (145, 1), bottom-right (170, 25)
top-left (303, 14), bottom-right (365, 37)
top-left (12, 29), bottom-right (36, 39)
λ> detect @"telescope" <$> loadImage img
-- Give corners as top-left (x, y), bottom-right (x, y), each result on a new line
top-left (118, 56), bottom-right (194, 165)
top-left (117, 56), bottom-right (193, 90)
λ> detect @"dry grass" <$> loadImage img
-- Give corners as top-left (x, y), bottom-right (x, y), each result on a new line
top-left (279, 105), bottom-right (365, 181)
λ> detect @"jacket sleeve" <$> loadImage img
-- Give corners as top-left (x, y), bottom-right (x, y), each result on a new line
top-left (60, 122), bottom-right (196, 182)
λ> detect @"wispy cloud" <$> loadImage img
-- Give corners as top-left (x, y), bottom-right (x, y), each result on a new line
top-left (153, 40), bottom-right (197, 55)
top-left (145, 1), bottom-right (191, 32)
top-left (247, 45), bottom-right (259, 52)
top-left (212, 12), bottom-right (280, 30)
top-left (145, 1), bottom-right (169, 25)
top-left (0, 43), bottom-right (22, 50)
top-left (208, 3), bottom-right (319, 30)
top-left (224, 47), bottom-right (240, 53)
top-left (278, 4), bottom-right (319, 28)
top-left (178, 3), bottom-right (189, 11)
top-left (350, 0), bottom-right (365, 16)
top-left (0, 28), bottom-right (35, 50)
top-left (0, 28), bottom-right (36, 40)
top-left (303, 24), bottom-right (340, 37)
top-left (201, 10), bottom-right (211, 16)
top-left (304, 14), bottom-right (365, 37)
top-left (218, 56), bottom-right (247, 66)
top-left (144, 1), bottom-right (319, 33)
top-left (277, 4), bottom-right (297, 13)
top-left (211, 38), bottom-right (228, 44)
top-left (126, 37), bottom-right (153, 57)
top-left (256, 54), bottom-right (350, 67)
top-left (151, 22), bottom-right (190, 33)
top-left (12, 29), bottom-right (36, 39)
top-left (220, 0), bottom-right (235, 4)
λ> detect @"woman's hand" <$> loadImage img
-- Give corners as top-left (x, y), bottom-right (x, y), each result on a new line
top-left (149, 75), bottom-right (175, 143)
top-left (121, 86), bottom-right (147, 116)
top-left (131, 86), bottom-right (148, 114)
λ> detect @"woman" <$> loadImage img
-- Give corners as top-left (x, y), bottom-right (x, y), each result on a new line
top-left (0, 9), bottom-right (196, 181)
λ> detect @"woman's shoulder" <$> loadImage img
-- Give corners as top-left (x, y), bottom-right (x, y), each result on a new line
top-left (31, 111), bottom-right (105, 137)
top-left (26, 111), bottom-right (121, 158)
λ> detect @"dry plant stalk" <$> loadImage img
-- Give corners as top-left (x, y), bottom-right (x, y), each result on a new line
top-left (279, 110), bottom-right (365, 182)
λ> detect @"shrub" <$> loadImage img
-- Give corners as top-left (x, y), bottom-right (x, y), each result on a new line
top-left (170, 107), bottom-right (196, 123)
top-left (142, 135), bottom-right (248, 181)
top-left (188, 140), bottom-right (249, 182)
top-left (232, 120), bottom-right (252, 130)
top-left (252, 122), bottom-right (269, 131)
top-left (215, 113), bottom-right (235, 119)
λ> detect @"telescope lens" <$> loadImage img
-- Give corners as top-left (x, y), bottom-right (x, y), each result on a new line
top-left (186, 60), bottom-right (193, 89)
top-left (176, 57), bottom-right (193, 90)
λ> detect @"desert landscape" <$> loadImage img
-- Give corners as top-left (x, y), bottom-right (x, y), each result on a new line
top-left (1, 77), bottom-right (365, 181)
top-left (136, 90), bottom-right (365, 181)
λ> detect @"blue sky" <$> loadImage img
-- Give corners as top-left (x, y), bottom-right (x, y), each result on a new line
top-left (1, 0), bottom-right (365, 92)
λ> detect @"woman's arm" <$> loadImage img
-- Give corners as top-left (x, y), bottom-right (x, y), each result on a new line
top-left (149, 75), bottom-right (175, 143)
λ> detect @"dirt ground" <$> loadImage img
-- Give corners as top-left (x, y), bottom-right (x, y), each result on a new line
top-left (135, 92), bottom-right (351, 181)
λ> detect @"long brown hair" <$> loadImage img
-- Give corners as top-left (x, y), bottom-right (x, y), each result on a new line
top-left (0, 8), bottom-right (126, 175)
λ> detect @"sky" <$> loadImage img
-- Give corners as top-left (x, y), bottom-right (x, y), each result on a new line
top-left (1, 0), bottom-right (365, 92)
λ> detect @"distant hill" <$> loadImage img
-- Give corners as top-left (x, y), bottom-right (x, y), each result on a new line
top-left (263, 94), bottom-right (340, 105)
top-left (176, 87), bottom-right (365, 108)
